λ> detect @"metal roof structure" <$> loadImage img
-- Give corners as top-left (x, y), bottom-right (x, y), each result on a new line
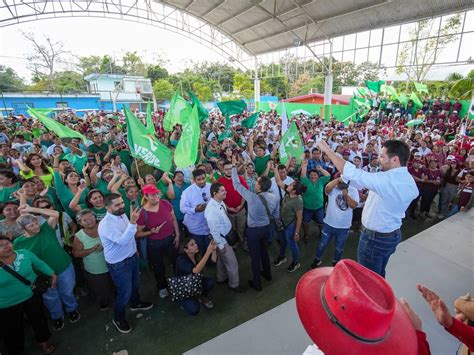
top-left (161, 0), bottom-right (474, 56)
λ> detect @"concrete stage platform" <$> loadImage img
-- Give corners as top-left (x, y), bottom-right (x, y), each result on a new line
top-left (185, 210), bottom-right (473, 355)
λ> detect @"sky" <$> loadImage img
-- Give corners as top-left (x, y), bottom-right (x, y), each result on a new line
top-left (1, 14), bottom-right (473, 84)
top-left (0, 17), bottom-right (226, 83)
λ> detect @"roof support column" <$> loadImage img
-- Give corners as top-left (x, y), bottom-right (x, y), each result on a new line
top-left (323, 40), bottom-right (333, 122)
top-left (254, 56), bottom-right (260, 111)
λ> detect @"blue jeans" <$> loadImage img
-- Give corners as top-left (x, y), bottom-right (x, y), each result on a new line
top-left (147, 236), bottom-right (177, 290)
top-left (357, 228), bottom-right (401, 278)
top-left (278, 223), bottom-right (299, 263)
top-left (247, 225), bottom-right (271, 289)
top-left (177, 277), bottom-right (215, 316)
top-left (107, 254), bottom-right (141, 322)
top-left (188, 232), bottom-right (209, 256)
top-left (137, 238), bottom-right (148, 261)
top-left (315, 223), bottom-right (350, 262)
top-left (42, 263), bottom-right (77, 320)
top-left (303, 207), bottom-right (324, 224)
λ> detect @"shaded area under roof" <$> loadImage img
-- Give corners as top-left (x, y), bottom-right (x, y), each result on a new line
top-left (160, 0), bottom-right (474, 56)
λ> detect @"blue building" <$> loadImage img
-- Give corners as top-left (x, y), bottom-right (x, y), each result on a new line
top-left (0, 93), bottom-right (102, 116)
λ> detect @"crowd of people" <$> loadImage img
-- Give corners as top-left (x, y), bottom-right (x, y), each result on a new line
top-left (0, 95), bottom-right (473, 354)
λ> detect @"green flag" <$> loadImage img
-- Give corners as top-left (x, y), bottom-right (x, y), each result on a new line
top-left (174, 104), bottom-right (200, 168)
top-left (240, 112), bottom-right (259, 129)
top-left (356, 87), bottom-right (370, 97)
top-left (410, 92), bottom-right (423, 107)
top-left (146, 101), bottom-right (156, 136)
top-left (414, 82), bottom-right (428, 94)
top-left (163, 91), bottom-right (192, 132)
top-left (381, 84), bottom-right (398, 99)
top-left (365, 80), bottom-right (385, 93)
top-left (279, 121), bottom-right (304, 165)
top-left (28, 108), bottom-right (86, 142)
top-left (398, 93), bottom-right (409, 108)
top-left (216, 100), bottom-right (247, 129)
top-left (124, 107), bottom-right (172, 172)
top-left (188, 91), bottom-right (209, 123)
top-left (354, 97), bottom-right (371, 109)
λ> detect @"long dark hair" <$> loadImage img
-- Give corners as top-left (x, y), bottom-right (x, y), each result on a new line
top-left (180, 237), bottom-right (201, 263)
top-left (25, 153), bottom-right (50, 174)
top-left (85, 189), bottom-right (104, 208)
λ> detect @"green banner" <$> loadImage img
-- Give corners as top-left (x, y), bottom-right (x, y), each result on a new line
top-left (174, 105), bottom-right (200, 168)
top-left (240, 112), bottom-right (259, 129)
top-left (279, 121), bottom-right (304, 165)
top-left (163, 91), bottom-right (192, 132)
top-left (125, 107), bottom-right (172, 171)
top-left (28, 107), bottom-right (86, 142)
top-left (146, 100), bottom-right (156, 136)
top-left (188, 91), bottom-right (209, 123)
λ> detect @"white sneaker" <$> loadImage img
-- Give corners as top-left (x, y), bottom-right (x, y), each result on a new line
top-left (159, 288), bottom-right (169, 299)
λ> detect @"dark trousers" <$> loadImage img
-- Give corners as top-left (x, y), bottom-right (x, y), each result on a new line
top-left (84, 271), bottom-right (114, 307)
top-left (0, 295), bottom-right (51, 355)
top-left (408, 192), bottom-right (421, 216)
top-left (177, 277), bottom-right (215, 316)
top-left (107, 254), bottom-right (141, 322)
top-left (147, 236), bottom-right (178, 290)
top-left (247, 225), bottom-right (271, 289)
top-left (420, 187), bottom-right (438, 213)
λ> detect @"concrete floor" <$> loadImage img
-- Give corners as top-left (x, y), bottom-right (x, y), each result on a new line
top-left (17, 214), bottom-right (441, 355)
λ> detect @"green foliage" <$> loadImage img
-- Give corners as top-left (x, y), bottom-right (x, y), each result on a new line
top-left (122, 51), bottom-right (146, 76)
top-left (232, 72), bottom-right (254, 99)
top-left (0, 66), bottom-right (25, 92)
top-left (146, 65), bottom-right (169, 84)
top-left (449, 70), bottom-right (474, 100)
top-left (193, 82), bottom-right (212, 102)
top-left (28, 71), bottom-right (86, 93)
top-left (153, 79), bottom-right (175, 100)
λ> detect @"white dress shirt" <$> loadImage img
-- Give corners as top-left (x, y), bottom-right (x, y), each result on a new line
top-left (98, 212), bottom-right (137, 264)
top-left (204, 198), bottom-right (232, 250)
top-left (180, 183), bottom-right (211, 235)
top-left (270, 176), bottom-right (294, 203)
top-left (342, 163), bottom-right (419, 232)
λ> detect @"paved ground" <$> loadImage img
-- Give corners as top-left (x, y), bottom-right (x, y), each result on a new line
top-left (19, 215), bottom-right (439, 355)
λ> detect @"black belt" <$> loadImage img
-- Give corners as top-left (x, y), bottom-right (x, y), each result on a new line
top-left (361, 226), bottom-right (399, 237)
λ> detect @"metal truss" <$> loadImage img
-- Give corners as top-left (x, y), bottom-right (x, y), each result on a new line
top-left (0, 0), bottom-right (252, 70)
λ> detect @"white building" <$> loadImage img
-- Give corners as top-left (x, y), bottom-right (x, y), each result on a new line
top-left (84, 73), bottom-right (154, 111)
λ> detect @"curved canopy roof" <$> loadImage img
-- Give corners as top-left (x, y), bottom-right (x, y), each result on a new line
top-left (160, 0), bottom-right (474, 56)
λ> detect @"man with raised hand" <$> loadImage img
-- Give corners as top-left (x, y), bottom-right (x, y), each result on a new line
top-left (317, 139), bottom-right (418, 278)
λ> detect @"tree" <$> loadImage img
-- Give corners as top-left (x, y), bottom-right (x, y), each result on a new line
top-left (396, 14), bottom-right (462, 81)
top-left (232, 72), bottom-right (253, 99)
top-left (22, 31), bottom-right (69, 90)
top-left (77, 55), bottom-right (125, 75)
top-left (449, 70), bottom-right (474, 101)
top-left (153, 79), bottom-right (175, 100)
top-left (0, 66), bottom-right (25, 92)
top-left (122, 52), bottom-right (146, 76)
top-left (52, 71), bottom-right (87, 93)
top-left (146, 64), bottom-right (169, 84)
top-left (193, 82), bottom-right (213, 102)
top-left (289, 73), bottom-right (312, 97)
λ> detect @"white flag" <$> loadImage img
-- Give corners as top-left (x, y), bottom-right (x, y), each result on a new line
top-left (281, 101), bottom-right (288, 134)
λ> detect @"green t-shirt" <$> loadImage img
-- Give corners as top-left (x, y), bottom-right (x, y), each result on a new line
top-left (75, 230), bottom-right (108, 274)
top-left (87, 143), bottom-right (108, 155)
top-left (64, 152), bottom-right (87, 173)
top-left (93, 206), bottom-right (107, 221)
top-left (53, 172), bottom-right (89, 218)
top-left (14, 223), bottom-right (71, 274)
top-left (281, 195), bottom-right (304, 226)
top-left (253, 155), bottom-right (270, 176)
top-left (0, 249), bottom-right (54, 308)
top-left (301, 175), bottom-right (331, 210)
top-left (156, 180), bottom-right (169, 200)
top-left (94, 178), bottom-right (110, 196)
top-left (0, 184), bottom-right (19, 203)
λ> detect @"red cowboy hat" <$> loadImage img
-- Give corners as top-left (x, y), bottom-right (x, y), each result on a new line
top-left (296, 260), bottom-right (418, 355)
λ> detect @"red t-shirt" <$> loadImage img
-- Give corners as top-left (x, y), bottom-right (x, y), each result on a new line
top-left (217, 175), bottom-right (248, 211)
top-left (137, 200), bottom-right (174, 240)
